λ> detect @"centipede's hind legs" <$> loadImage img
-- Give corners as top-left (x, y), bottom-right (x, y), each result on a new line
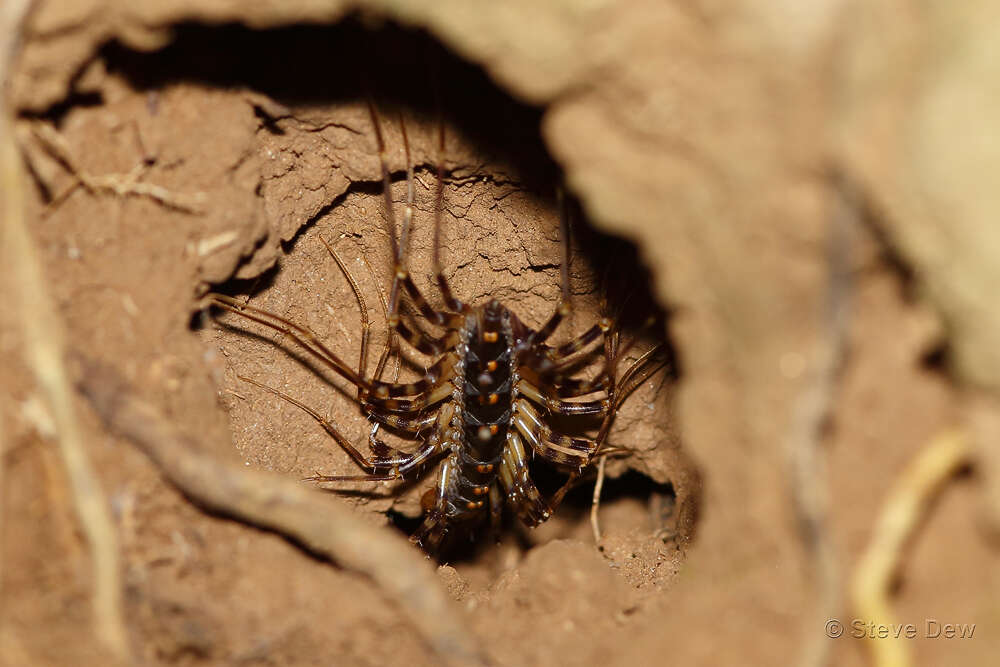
top-left (410, 510), bottom-right (449, 554)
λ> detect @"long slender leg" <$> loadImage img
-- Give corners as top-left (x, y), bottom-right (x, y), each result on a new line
top-left (517, 343), bottom-right (667, 415)
top-left (372, 354), bottom-right (453, 398)
top-left (530, 187), bottom-right (573, 344)
top-left (209, 292), bottom-right (453, 412)
top-left (236, 375), bottom-right (440, 479)
top-left (359, 250), bottom-right (463, 402)
top-left (552, 373), bottom-right (610, 398)
top-left (367, 103), bottom-right (456, 330)
top-left (391, 313), bottom-right (461, 357)
top-left (519, 317), bottom-right (610, 378)
top-left (498, 430), bottom-right (552, 526)
top-left (431, 117), bottom-right (466, 314)
top-left (591, 455), bottom-right (607, 543)
top-left (304, 437), bottom-right (441, 483)
top-left (319, 236), bottom-right (371, 400)
top-left (208, 293), bottom-right (369, 391)
top-left (365, 410), bottom-right (436, 433)
top-left (364, 379), bottom-right (454, 415)
top-left (513, 399), bottom-right (596, 467)
top-left (410, 456), bottom-right (455, 551)
top-left (613, 344), bottom-right (669, 410)
top-left (360, 249), bottom-right (400, 384)
top-left (548, 342), bottom-right (669, 508)
top-left (516, 378), bottom-right (608, 417)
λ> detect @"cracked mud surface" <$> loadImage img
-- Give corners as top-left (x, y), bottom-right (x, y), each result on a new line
top-left (4, 2), bottom-right (999, 666)
top-left (5, 19), bottom-right (691, 667)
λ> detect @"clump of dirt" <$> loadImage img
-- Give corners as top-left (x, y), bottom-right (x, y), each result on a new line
top-left (3, 15), bottom-right (691, 667)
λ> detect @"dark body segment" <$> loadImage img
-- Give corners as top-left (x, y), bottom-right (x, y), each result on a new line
top-left (457, 300), bottom-right (514, 502)
top-left (413, 300), bottom-right (517, 546)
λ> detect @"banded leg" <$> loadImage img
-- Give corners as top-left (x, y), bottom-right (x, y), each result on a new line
top-left (516, 378), bottom-right (608, 417)
top-left (521, 317), bottom-right (610, 376)
top-left (364, 379), bottom-right (454, 415)
top-left (360, 248), bottom-right (400, 384)
top-left (550, 341), bottom-right (670, 508)
top-left (236, 375), bottom-right (441, 481)
top-left (431, 118), bottom-right (466, 314)
top-left (391, 313), bottom-right (461, 357)
top-left (498, 430), bottom-right (552, 526)
top-left (324, 241), bottom-right (456, 451)
top-left (207, 293), bottom-right (369, 391)
top-left (319, 236), bottom-right (372, 400)
top-left (530, 187), bottom-right (573, 344)
top-left (522, 340), bottom-right (667, 412)
top-left (367, 103), bottom-right (456, 330)
top-left (371, 354), bottom-right (453, 398)
top-left (512, 399), bottom-right (597, 468)
top-left (208, 293), bottom-right (458, 411)
top-left (553, 373), bottom-right (610, 398)
top-left (411, 457), bottom-right (455, 551)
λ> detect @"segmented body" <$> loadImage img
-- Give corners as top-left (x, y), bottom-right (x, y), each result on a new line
top-left (410, 301), bottom-right (539, 547)
top-left (207, 105), bottom-right (664, 553)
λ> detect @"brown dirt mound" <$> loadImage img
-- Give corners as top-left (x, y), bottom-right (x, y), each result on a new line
top-left (3, 2), bottom-right (997, 666)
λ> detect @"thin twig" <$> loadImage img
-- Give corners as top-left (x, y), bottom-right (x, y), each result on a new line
top-left (791, 173), bottom-right (855, 667)
top-left (851, 430), bottom-right (971, 667)
top-left (591, 455), bottom-right (607, 544)
top-left (76, 359), bottom-right (486, 667)
top-left (30, 122), bottom-right (205, 213)
top-left (1, 2), bottom-right (130, 661)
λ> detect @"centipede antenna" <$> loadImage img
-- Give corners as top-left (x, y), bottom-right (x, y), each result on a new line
top-left (557, 187), bottom-right (572, 306)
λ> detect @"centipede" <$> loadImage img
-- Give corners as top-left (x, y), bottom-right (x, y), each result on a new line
top-left (205, 102), bottom-right (667, 553)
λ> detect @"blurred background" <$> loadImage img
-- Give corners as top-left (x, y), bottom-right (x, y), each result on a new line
top-left (2, 1), bottom-right (997, 665)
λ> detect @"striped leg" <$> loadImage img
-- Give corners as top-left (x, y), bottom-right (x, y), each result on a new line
top-left (207, 293), bottom-right (369, 391)
top-left (364, 379), bottom-right (454, 415)
top-left (410, 456), bottom-right (455, 552)
top-left (512, 399), bottom-right (597, 468)
top-left (431, 118), bottom-right (466, 314)
top-left (367, 103), bottom-right (457, 331)
top-left (236, 375), bottom-right (442, 480)
top-left (548, 343), bottom-right (670, 509)
top-left (531, 188), bottom-right (574, 344)
top-left (498, 430), bottom-right (552, 526)
top-left (209, 292), bottom-right (459, 412)
top-left (515, 378), bottom-right (609, 417)
top-left (319, 236), bottom-right (373, 400)
top-left (553, 373), bottom-right (610, 398)
top-left (370, 354), bottom-right (453, 398)
top-left (520, 317), bottom-right (610, 376)
top-left (391, 313), bottom-right (461, 356)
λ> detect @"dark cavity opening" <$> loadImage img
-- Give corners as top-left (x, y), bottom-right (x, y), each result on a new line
top-left (95, 17), bottom-right (680, 558)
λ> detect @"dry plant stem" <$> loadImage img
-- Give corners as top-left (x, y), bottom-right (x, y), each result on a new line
top-left (591, 455), bottom-right (607, 544)
top-left (76, 361), bottom-right (486, 667)
top-left (31, 122), bottom-right (205, 213)
top-left (851, 430), bottom-right (972, 667)
top-left (791, 176), bottom-right (855, 667)
top-left (1, 1), bottom-right (130, 663)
